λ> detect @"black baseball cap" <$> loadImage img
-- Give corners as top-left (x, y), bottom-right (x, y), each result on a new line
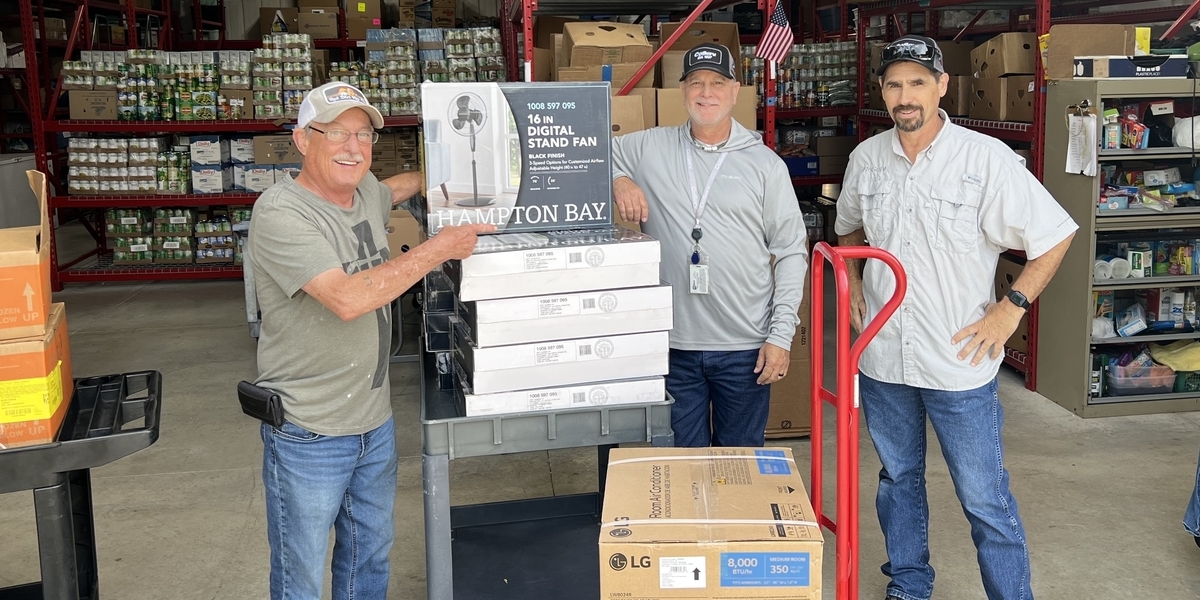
top-left (680, 42), bottom-right (737, 81)
top-left (877, 35), bottom-right (944, 77)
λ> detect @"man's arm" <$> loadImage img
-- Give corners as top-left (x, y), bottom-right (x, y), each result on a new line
top-left (381, 171), bottom-right (423, 207)
top-left (756, 160), bottom-right (809, 384)
top-left (303, 224), bottom-right (494, 322)
top-left (833, 159), bottom-right (869, 332)
top-left (952, 233), bottom-right (1073, 365)
top-left (611, 131), bottom-right (652, 223)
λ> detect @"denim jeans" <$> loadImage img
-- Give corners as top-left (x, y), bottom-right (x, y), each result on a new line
top-left (1184, 444), bottom-right (1200, 537)
top-left (666, 348), bottom-right (772, 447)
top-left (262, 417), bottom-right (398, 600)
top-left (859, 375), bottom-right (1032, 600)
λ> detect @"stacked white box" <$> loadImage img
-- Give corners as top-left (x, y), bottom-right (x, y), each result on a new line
top-left (440, 224), bottom-right (673, 416)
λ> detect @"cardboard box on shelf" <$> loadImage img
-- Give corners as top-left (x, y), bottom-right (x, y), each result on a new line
top-left (0, 171), bottom-right (52, 342)
top-left (456, 330), bottom-right (670, 394)
top-left (229, 136), bottom-right (255, 164)
top-left (189, 135), bottom-right (231, 166)
top-left (658, 21), bottom-right (740, 84)
top-left (626, 88), bottom-right (656, 128)
top-left (387, 210), bottom-right (421, 255)
top-left (347, 17), bottom-right (381, 40)
top-left (657, 87), bottom-right (756, 131)
top-left (0, 303), bottom-right (73, 449)
top-left (941, 75), bottom-right (971, 116)
top-left (299, 0), bottom-right (340, 7)
top-left (1014, 148), bottom-right (1034, 172)
top-left (370, 158), bottom-right (401, 178)
top-left (346, 0), bottom-right (382, 19)
top-left (969, 77), bottom-right (1007, 121)
top-left (557, 63), bottom-right (655, 89)
top-left (244, 165), bottom-right (276, 193)
top-left (259, 8), bottom-right (299, 36)
top-left (191, 166), bottom-right (232, 194)
top-left (1073, 55), bottom-right (1189, 79)
top-left (69, 90), bottom-right (117, 120)
top-left (971, 32), bottom-right (1036, 77)
top-left (463, 376), bottom-right (664, 417)
top-left (994, 254), bottom-right (1029, 352)
top-left (600, 447), bottom-right (823, 599)
top-left (562, 21), bottom-right (652, 67)
top-left (813, 135), bottom-right (856, 156)
top-left (1005, 76), bottom-right (1036, 122)
top-left (253, 134), bottom-right (300, 165)
top-left (533, 47), bottom-right (553, 81)
top-left (298, 12), bottom-right (339, 39)
top-left (610, 94), bottom-right (645, 136)
top-left (866, 79), bottom-right (885, 111)
top-left (1044, 24), bottom-right (1138, 81)
top-left (535, 16), bottom-right (576, 50)
top-left (939, 40), bottom-right (975, 77)
top-left (431, 7), bottom-right (455, 27)
top-left (818, 155), bottom-right (849, 176)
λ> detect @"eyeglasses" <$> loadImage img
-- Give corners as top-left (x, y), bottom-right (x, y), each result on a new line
top-left (308, 126), bottom-right (379, 145)
top-left (881, 40), bottom-right (942, 66)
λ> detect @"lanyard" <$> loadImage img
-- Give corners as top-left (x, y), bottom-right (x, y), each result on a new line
top-left (681, 134), bottom-right (728, 237)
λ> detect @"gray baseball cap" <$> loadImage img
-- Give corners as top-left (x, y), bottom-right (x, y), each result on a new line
top-left (297, 82), bottom-right (385, 129)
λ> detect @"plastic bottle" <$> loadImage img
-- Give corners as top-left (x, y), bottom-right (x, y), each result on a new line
top-left (1104, 116), bottom-right (1121, 150)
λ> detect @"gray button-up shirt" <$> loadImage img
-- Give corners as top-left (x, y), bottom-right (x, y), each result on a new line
top-left (834, 110), bottom-right (1077, 391)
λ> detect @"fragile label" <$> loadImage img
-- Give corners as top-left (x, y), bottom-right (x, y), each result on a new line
top-left (170, 216), bottom-right (188, 224)
top-left (523, 249), bottom-right (565, 272)
top-left (660, 557), bottom-right (706, 589)
top-left (120, 217), bottom-right (138, 225)
top-left (534, 342), bottom-right (575, 365)
top-left (719, 552), bottom-right (810, 588)
top-left (537, 295), bottom-right (579, 317)
top-left (0, 362), bottom-right (63, 424)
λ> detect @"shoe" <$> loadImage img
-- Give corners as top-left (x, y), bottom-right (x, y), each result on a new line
top-left (1195, 536), bottom-right (1200, 549)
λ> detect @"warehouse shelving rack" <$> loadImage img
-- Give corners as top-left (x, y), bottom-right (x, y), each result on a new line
top-left (17, 1), bottom-right (421, 290)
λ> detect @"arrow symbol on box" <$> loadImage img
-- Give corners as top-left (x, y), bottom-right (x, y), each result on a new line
top-left (786, 486), bottom-right (795, 494)
top-left (22, 283), bottom-right (34, 311)
top-left (693, 568), bottom-right (701, 581)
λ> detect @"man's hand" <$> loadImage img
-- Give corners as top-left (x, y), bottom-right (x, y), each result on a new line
top-left (754, 342), bottom-right (791, 385)
top-left (849, 279), bottom-right (868, 334)
top-left (951, 300), bottom-right (1024, 366)
top-left (432, 223), bottom-right (496, 260)
top-left (613, 176), bottom-right (649, 223)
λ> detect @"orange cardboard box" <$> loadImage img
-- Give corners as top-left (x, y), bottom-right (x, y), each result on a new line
top-left (0, 302), bottom-right (73, 449)
top-left (0, 171), bottom-right (52, 342)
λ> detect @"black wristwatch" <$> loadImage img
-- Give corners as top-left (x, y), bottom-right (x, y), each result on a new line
top-left (1006, 290), bottom-right (1031, 311)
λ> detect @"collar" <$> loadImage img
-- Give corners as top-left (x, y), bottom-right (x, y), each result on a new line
top-left (687, 122), bottom-right (730, 152)
top-left (890, 108), bottom-right (953, 160)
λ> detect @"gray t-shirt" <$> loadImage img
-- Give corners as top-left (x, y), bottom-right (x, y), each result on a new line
top-left (248, 172), bottom-right (394, 436)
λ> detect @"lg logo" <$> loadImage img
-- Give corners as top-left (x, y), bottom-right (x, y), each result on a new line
top-left (609, 554), bottom-right (652, 570)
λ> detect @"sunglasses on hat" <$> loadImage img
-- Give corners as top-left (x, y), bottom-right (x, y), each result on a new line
top-left (878, 37), bottom-right (944, 75)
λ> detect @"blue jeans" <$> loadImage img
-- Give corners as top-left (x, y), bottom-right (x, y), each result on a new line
top-left (666, 348), bottom-right (771, 447)
top-left (1184, 444), bottom-right (1200, 537)
top-left (859, 375), bottom-right (1032, 600)
top-left (262, 417), bottom-right (398, 600)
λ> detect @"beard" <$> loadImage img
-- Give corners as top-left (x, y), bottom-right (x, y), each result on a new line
top-left (892, 104), bottom-right (925, 132)
top-left (686, 103), bottom-right (731, 127)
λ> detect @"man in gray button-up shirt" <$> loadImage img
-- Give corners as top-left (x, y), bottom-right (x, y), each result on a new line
top-left (835, 36), bottom-right (1076, 600)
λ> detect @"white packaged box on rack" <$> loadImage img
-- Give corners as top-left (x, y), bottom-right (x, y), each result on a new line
top-left (229, 136), bottom-right (255, 164)
top-left (456, 330), bottom-right (669, 395)
top-left (461, 376), bottom-right (665, 416)
top-left (447, 226), bottom-right (661, 301)
top-left (191, 166), bottom-right (231, 194)
top-left (458, 284), bottom-right (672, 347)
top-left (245, 165), bottom-right (276, 193)
top-left (189, 135), bottom-right (231, 166)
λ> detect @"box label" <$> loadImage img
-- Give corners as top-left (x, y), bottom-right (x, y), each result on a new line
top-left (170, 216), bottom-right (188, 224)
top-left (0, 362), bottom-right (63, 423)
top-left (537, 295), bottom-right (579, 317)
top-left (164, 241), bottom-right (180, 249)
top-left (121, 217), bottom-right (138, 224)
top-left (525, 389), bottom-right (565, 410)
top-left (660, 556), bottom-right (706, 589)
top-left (755, 449), bottom-right (792, 475)
top-left (719, 552), bottom-right (810, 587)
top-left (130, 244), bottom-right (149, 252)
top-left (534, 341), bottom-right (575, 364)
top-left (523, 249), bottom-right (565, 271)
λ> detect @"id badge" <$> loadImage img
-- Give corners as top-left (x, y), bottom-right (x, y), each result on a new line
top-left (689, 263), bottom-right (710, 295)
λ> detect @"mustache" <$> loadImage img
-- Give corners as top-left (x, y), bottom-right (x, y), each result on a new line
top-left (892, 105), bottom-right (923, 116)
top-left (332, 153), bottom-right (365, 162)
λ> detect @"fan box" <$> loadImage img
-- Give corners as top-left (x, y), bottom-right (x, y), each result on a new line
top-left (455, 330), bottom-right (669, 395)
top-left (458, 284), bottom-right (673, 347)
top-left (445, 226), bottom-right (661, 301)
top-left (458, 376), bottom-right (665, 417)
top-left (420, 81), bottom-right (614, 235)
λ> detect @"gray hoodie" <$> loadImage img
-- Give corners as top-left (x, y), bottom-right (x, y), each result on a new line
top-left (612, 121), bottom-right (809, 352)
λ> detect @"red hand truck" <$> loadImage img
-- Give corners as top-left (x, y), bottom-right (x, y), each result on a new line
top-left (809, 241), bottom-right (909, 600)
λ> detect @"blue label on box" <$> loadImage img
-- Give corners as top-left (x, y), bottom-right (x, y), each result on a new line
top-left (755, 449), bottom-right (790, 475)
top-left (719, 552), bottom-right (810, 587)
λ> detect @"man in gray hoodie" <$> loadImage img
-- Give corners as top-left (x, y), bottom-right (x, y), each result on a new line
top-left (611, 42), bottom-right (808, 447)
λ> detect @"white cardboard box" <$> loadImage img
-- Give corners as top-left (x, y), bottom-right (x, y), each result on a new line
top-left (456, 330), bottom-right (669, 394)
top-left (229, 136), bottom-right (255, 164)
top-left (191, 166), bottom-right (231, 194)
top-left (461, 376), bottom-right (665, 416)
top-left (448, 227), bottom-right (661, 301)
top-left (245, 165), bottom-right (276, 193)
top-left (459, 284), bottom-right (672, 347)
top-left (189, 135), bottom-right (231, 166)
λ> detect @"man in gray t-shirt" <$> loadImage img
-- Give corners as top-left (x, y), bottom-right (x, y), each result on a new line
top-left (248, 82), bottom-right (492, 600)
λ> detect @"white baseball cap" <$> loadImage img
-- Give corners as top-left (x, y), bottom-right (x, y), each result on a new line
top-left (297, 82), bottom-right (385, 129)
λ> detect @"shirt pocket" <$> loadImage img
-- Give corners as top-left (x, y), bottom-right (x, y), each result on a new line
top-left (931, 182), bottom-right (983, 254)
top-left (859, 172), bottom-right (895, 240)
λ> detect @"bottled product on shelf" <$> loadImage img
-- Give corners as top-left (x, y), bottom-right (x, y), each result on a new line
top-left (741, 42), bottom-right (859, 109)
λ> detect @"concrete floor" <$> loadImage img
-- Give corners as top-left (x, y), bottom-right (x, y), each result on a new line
top-left (2, 277), bottom-right (1200, 599)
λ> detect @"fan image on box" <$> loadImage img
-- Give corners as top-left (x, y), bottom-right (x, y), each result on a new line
top-left (447, 92), bottom-right (494, 207)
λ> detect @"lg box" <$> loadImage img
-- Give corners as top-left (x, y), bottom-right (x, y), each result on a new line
top-left (458, 284), bottom-right (672, 347)
top-left (459, 376), bottom-right (664, 416)
top-left (446, 226), bottom-right (660, 301)
top-left (600, 448), bottom-right (824, 599)
top-left (456, 330), bottom-right (669, 394)
top-left (421, 81), bottom-right (614, 234)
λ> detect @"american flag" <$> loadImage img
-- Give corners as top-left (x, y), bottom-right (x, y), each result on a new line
top-left (755, 0), bottom-right (794, 64)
